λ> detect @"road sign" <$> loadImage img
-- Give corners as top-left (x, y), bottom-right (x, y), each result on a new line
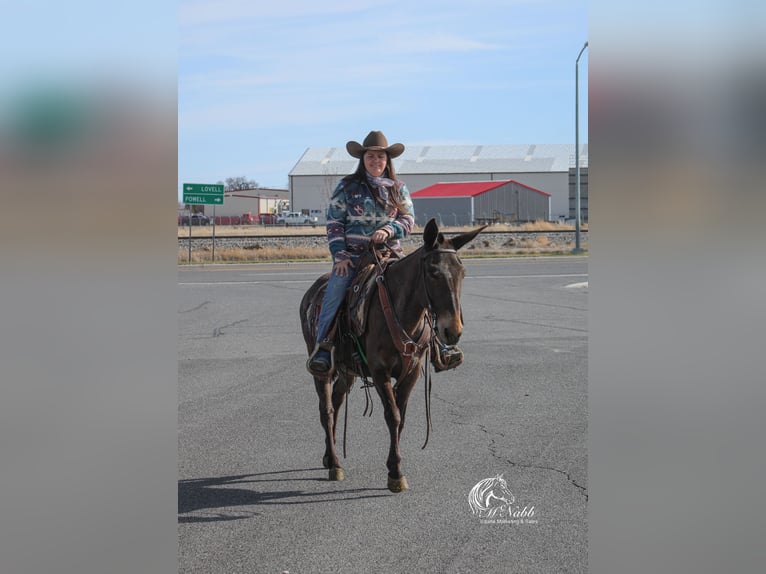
top-left (182, 183), bottom-right (224, 205)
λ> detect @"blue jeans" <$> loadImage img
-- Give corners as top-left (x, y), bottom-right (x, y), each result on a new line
top-left (315, 266), bottom-right (355, 345)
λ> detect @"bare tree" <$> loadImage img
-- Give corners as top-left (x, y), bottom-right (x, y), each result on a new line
top-left (222, 176), bottom-right (259, 191)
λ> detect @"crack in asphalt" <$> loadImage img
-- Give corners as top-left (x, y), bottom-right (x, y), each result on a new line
top-left (432, 394), bottom-right (588, 501)
top-left (180, 301), bottom-right (210, 313)
top-left (477, 424), bottom-right (589, 501)
top-left (212, 318), bottom-right (249, 337)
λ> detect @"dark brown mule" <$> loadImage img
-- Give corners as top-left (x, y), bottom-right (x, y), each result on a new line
top-left (300, 219), bottom-right (485, 492)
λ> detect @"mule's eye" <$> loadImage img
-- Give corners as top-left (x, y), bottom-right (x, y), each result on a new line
top-left (428, 269), bottom-right (441, 279)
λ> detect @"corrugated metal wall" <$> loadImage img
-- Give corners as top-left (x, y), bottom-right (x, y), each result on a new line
top-left (291, 172), bottom-right (563, 223)
top-left (209, 195), bottom-right (287, 218)
top-left (412, 183), bottom-right (549, 227)
top-left (568, 167), bottom-right (588, 222)
top-left (411, 197), bottom-right (473, 227)
top-left (473, 182), bottom-right (549, 223)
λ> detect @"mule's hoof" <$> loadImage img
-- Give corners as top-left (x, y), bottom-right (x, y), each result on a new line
top-left (387, 476), bottom-right (409, 492)
top-left (329, 467), bottom-right (345, 481)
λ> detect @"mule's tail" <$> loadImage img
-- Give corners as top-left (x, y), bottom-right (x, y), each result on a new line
top-left (300, 274), bottom-right (329, 354)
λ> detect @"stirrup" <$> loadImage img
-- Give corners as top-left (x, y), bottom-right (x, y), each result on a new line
top-left (432, 344), bottom-right (463, 372)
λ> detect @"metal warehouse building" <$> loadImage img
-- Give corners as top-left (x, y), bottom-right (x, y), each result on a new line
top-left (411, 180), bottom-right (551, 227)
top-left (288, 143), bottom-right (587, 222)
top-left (180, 188), bottom-right (289, 219)
top-left (214, 188), bottom-right (289, 218)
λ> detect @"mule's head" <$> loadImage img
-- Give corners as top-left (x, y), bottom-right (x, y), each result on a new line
top-left (421, 218), bottom-right (486, 345)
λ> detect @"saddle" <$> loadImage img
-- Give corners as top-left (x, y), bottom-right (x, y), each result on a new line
top-left (345, 251), bottom-right (397, 338)
top-left (307, 249), bottom-right (396, 351)
top-left (308, 246), bottom-right (462, 377)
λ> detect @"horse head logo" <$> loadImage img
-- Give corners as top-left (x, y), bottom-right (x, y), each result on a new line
top-left (468, 475), bottom-right (515, 518)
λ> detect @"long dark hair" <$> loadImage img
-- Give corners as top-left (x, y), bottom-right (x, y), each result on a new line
top-left (342, 152), bottom-right (405, 211)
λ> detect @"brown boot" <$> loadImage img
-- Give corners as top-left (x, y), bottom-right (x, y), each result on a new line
top-left (306, 340), bottom-right (333, 376)
top-left (432, 342), bottom-right (464, 372)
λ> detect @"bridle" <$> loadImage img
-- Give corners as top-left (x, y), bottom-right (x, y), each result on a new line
top-left (373, 246), bottom-right (461, 352)
top-left (420, 247), bottom-right (461, 317)
top-left (372, 246), bottom-right (463, 448)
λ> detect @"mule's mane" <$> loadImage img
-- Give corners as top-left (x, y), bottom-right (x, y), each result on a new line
top-left (385, 238), bottom-right (459, 275)
top-left (378, 245), bottom-right (423, 285)
top-left (395, 244), bottom-right (425, 265)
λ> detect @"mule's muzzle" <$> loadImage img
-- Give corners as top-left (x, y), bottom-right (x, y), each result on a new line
top-left (439, 327), bottom-right (461, 346)
top-left (436, 314), bottom-right (463, 345)
top-left (435, 313), bottom-right (463, 345)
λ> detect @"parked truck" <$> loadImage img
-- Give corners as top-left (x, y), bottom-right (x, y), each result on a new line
top-left (276, 211), bottom-right (318, 227)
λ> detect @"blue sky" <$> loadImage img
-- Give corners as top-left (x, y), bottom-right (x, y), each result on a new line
top-left (179, 0), bottom-right (588, 196)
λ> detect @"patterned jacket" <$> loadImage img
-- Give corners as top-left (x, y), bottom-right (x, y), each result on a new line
top-left (326, 176), bottom-right (415, 263)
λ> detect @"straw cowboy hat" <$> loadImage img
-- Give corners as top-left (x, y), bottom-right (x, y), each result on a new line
top-left (346, 130), bottom-right (405, 159)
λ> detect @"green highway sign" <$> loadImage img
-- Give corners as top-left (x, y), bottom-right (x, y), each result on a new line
top-left (182, 183), bottom-right (224, 205)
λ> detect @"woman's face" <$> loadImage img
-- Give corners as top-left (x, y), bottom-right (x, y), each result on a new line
top-left (363, 150), bottom-right (388, 177)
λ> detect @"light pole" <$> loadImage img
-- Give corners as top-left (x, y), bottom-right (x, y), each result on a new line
top-left (573, 41), bottom-right (588, 254)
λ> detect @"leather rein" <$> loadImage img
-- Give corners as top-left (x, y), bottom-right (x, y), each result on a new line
top-left (373, 246), bottom-right (459, 383)
top-left (334, 245), bottom-right (460, 453)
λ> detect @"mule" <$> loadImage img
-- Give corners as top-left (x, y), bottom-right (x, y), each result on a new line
top-left (300, 218), bottom-right (485, 492)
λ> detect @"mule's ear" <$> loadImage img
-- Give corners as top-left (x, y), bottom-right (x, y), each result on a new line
top-left (423, 218), bottom-right (439, 250)
top-left (451, 224), bottom-right (487, 251)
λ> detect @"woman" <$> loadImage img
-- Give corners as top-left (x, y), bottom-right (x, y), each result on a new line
top-left (307, 130), bottom-right (415, 375)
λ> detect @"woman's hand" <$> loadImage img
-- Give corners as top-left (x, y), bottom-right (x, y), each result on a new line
top-left (371, 228), bottom-right (390, 244)
top-left (332, 258), bottom-right (354, 277)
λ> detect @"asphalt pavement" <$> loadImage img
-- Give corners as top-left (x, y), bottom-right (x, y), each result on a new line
top-left (178, 256), bottom-right (588, 574)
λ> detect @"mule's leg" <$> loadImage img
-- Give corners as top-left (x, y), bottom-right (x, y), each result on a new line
top-left (330, 373), bottom-right (352, 444)
top-left (393, 372), bottom-right (420, 438)
top-left (374, 377), bottom-right (408, 492)
top-left (315, 375), bottom-right (344, 481)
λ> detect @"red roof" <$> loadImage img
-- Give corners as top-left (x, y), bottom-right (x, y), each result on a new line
top-left (411, 180), bottom-right (550, 198)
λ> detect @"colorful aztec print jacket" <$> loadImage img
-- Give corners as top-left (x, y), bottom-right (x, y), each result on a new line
top-left (325, 176), bottom-right (415, 263)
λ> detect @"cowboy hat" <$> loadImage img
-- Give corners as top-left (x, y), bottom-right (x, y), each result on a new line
top-left (346, 130), bottom-right (405, 159)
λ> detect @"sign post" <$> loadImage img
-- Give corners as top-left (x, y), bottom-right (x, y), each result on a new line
top-left (188, 207), bottom-right (192, 263)
top-left (182, 183), bottom-right (225, 264)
